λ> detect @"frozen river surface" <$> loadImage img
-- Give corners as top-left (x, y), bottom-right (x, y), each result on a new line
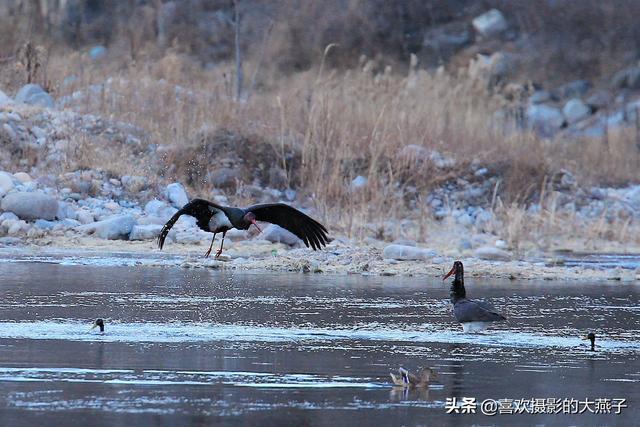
top-left (0, 256), bottom-right (638, 426)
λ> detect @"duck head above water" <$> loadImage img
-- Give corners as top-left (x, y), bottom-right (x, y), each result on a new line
top-left (390, 367), bottom-right (436, 388)
top-left (582, 332), bottom-right (596, 351)
top-left (91, 318), bottom-right (105, 333)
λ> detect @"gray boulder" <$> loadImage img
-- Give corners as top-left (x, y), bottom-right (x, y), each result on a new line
top-left (77, 215), bottom-right (136, 240)
top-left (585, 90), bottom-right (612, 110)
top-left (527, 104), bottom-right (564, 137)
top-left (0, 212), bottom-right (19, 222)
top-left (472, 9), bottom-right (508, 38)
top-left (0, 171), bottom-right (15, 196)
top-left (474, 246), bottom-right (512, 261)
top-left (165, 182), bottom-right (189, 208)
top-left (76, 209), bottom-right (94, 224)
top-left (1, 192), bottom-right (58, 220)
top-left (530, 90), bottom-right (551, 104)
top-left (382, 244), bottom-right (438, 261)
top-left (57, 201), bottom-right (77, 220)
top-left (34, 219), bottom-right (57, 230)
top-left (553, 80), bottom-right (591, 100)
top-left (0, 90), bottom-right (12, 106)
top-left (144, 199), bottom-right (177, 220)
top-left (129, 224), bottom-right (166, 241)
top-left (15, 84), bottom-right (54, 108)
top-left (259, 224), bottom-right (302, 247)
top-left (563, 98), bottom-right (591, 124)
top-left (422, 21), bottom-right (471, 59)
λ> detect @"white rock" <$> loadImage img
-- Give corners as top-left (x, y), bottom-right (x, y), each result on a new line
top-left (382, 244), bottom-right (438, 261)
top-left (57, 201), bottom-right (77, 220)
top-left (60, 218), bottom-right (81, 228)
top-left (77, 215), bottom-right (136, 240)
top-left (166, 182), bottom-right (189, 208)
top-left (129, 224), bottom-right (167, 241)
top-left (137, 216), bottom-right (168, 225)
top-left (144, 199), bottom-right (177, 220)
top-left (0, 171), bottom-right (15, 196)
top-left (0, 192), bottom-right (58, 220)
top-left (350, 175), bottom-right (368, 190)
top-left (563, 98), bottom-right (591, 124)
top-left (13, 172), bottom-right (32, 183)
top-left (495, 239), bottom-right (508, 249)
top-left (0, 212), bottom-right (19, 222)
top-left (76, 209), bottom-right (94, 224)
top-left (15, 84), bottom-right (54, 108)
top-left (474, 246), bottom-right (512, 261)
top-left (456, 213), bottom-right (474, 227)
top-left (34, 219), bottom-right (57, 230)
top-left (0, 90), bottom-right (12, 106)
top-left (259, 224), bottom-right (302, 247)
top-left (527, 104), bottom-right (564, 137)
top-left (472, 9), bottom-right (508, 37)
top-left (7, 220), bottom-right (28, 235)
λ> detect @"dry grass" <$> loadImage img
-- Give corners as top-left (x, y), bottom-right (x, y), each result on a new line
top-left (2, 43), bottom-right (640, 247)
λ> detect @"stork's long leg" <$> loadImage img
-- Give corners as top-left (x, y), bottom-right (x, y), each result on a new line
top-left (215, 231), bottom-right (227, 258)
top-left (204, 233), bottom-right (217, 258)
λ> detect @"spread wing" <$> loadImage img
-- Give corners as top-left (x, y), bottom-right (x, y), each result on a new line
top-left (246, 203), bottom-right (329, 250)
top-left (453, 299), bottom-right (507, 323)
top-left (157, 198), bottom-right (223, 250)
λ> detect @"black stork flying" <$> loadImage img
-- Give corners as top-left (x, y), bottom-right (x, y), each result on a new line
top-left (157, 199), bottom-right (329, 258)
top-left (443, 261), bottom-right (507, 333)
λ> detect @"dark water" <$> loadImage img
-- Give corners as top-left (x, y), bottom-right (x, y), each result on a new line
top-left (0, 259), bottom-right (638, 426)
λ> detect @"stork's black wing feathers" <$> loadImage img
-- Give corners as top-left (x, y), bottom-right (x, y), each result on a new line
top-left (453, 299), bottom-right (507, 323)
top-left (157, 199), bottom-right (223, 250)
top-left (246, 203), bottom-right (329, 250)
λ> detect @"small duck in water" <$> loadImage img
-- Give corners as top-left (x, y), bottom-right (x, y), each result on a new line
top-left (582, 332), bottom-right (596, 351)
top-left (90, 318), bottom-right (105, 332)
top-left (390, 367), bottom-right (436, 388)
top-left (443, 261), bottom-right (507, 332)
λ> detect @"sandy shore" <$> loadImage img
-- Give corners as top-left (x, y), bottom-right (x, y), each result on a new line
top-left (2, 235), bottom-right (638, 282)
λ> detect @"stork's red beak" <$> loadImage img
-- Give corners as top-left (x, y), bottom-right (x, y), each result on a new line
top-left (251, 219), bottom-right (262, 233)
top-left (443, 266), bottom-right (456, 281)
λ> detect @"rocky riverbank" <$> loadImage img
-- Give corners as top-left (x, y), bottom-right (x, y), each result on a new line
top-left (1, 75), bottom-right (640, 282)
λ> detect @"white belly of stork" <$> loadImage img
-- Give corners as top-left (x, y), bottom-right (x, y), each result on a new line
top-left (208, 210), bottom-right (233, 232)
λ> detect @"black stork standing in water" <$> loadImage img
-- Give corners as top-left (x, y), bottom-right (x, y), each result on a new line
top-left (443, 261), bottom-right (507, 332)
top-left (582, 332), bottom-right (596, 351)
top-left (157, 199), bottom-right (329, 258)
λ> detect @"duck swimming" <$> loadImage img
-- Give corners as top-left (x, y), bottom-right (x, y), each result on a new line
top-left (582, 332), bottom-right (596, 351)
top-left (90, 318), bottom-right (105, 332)
top-left (443, 261), bottom-right (507, 332)
top-left (390, 367), bottom-right (435, 388)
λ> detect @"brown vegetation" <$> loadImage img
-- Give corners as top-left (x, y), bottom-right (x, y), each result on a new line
top-left (1, 1), bottom-right (640, 247)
